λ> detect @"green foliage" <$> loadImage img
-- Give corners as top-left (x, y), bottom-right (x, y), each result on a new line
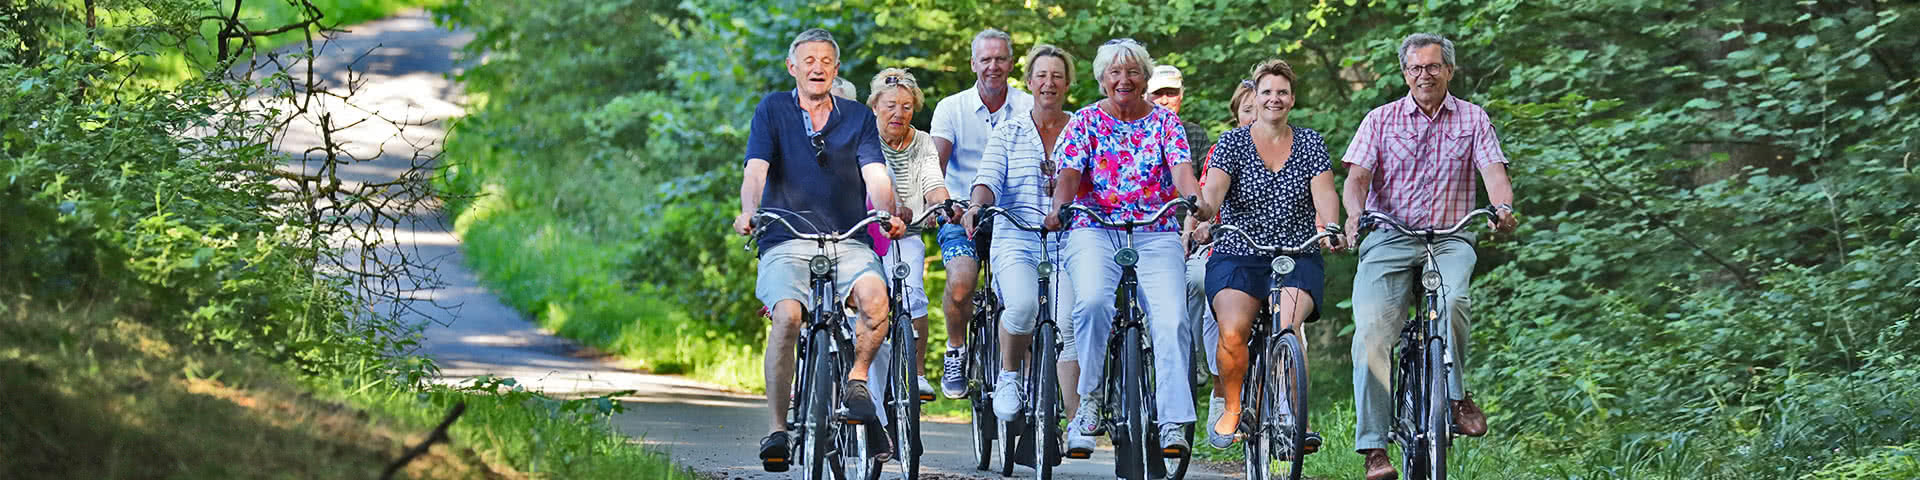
top-left (1, 48), bottom-right (381, 374)
top-left (442, 0), bottom-right (1920, 474)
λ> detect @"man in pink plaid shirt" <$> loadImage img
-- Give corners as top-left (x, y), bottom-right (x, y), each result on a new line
top-left (1339, 33), bottom-right (1519, 480)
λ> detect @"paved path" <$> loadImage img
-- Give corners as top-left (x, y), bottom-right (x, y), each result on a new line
top-left (269, 10), bottom-right (1233, 480)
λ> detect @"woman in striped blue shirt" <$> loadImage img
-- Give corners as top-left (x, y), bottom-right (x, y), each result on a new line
top-left (960, 44), bottom-right (1082, 423)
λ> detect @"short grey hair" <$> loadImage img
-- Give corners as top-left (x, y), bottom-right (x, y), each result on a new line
top-left (1092, 39), bottom-right (1154, 96)
top-left (831, 77), bottom-right (857, 100)
top-left (1398, 33), bottom-right (1455, 67)
top-left (970, 28), bottom-right (1012, 60)
top-left (788, 28), bottom-right (841, 63)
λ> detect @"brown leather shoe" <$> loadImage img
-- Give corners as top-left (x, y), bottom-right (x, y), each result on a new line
top-left (1362, 448), bottom-right (1398, 480)
top-left (1453, 394), bottom-right (1489, 437)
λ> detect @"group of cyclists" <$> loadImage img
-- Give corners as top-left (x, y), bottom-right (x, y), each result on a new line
top-left (735, 26), bottom-right (1520, 480)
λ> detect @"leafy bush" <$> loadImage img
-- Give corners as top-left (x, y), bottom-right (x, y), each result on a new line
top-left (440, 0), bottom-right (1920, 474)
top-left (1, 48), bottom-right (383, 373)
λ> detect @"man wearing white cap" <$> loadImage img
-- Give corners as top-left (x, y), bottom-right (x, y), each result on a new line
top-left (1148, 64), bottom-right (1211, 183)
top-left (1153, 63), bottom-right (1228, 436)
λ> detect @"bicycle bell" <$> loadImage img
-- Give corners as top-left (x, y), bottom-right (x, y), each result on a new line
top-left (1114, 247), bottom-right (1139, 267)
top-left (809, 255), bottom-right (832, 275)
top-left (1270, 256), bottom-right (1296, 275)
top-left (1421, 269), bottom-right (1443, 290)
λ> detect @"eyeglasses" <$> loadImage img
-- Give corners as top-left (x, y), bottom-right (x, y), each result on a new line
top-left (883, 75), bottom-right (916, 88)
top-left (808, 131), bottom-right (826, 166)
top-left (1239, 78), bottom-right (1254, 89)
top-left (1103, 38), bottom-right (1145, 48)
top-left (1403, 63), bottom-right (1449, 77)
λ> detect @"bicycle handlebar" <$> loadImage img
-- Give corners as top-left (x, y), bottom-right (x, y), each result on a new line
top-left (975, 205), bottom-right (1051, 233)
top-left (1203, 223), bottom-right (1344, 255)
top-left (1056, 196), bottom-right (1195, 229)
top-left (750, 209), bottom-right (893, 245)
top-left (1360, 208), bottom-right (1498, 238)
top-left (916, 199), bottom-right (969, 226)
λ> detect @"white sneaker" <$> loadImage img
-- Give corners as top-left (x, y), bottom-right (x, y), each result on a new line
top-left (915, 375), bottom-right (936, 400)
top-left (992, 371), bottom-right (1024, 419)
top-left (940, 347), bottom-right (969, 399)
top-left (1158, 422), bottom-right (1190, 457)
top-left (1066, 400), bottom-right (1099, 455)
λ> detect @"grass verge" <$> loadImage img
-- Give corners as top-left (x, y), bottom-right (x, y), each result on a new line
top-left (0, 298), bottom-right (691, 479)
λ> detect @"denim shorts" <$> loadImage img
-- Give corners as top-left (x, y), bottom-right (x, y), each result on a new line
top-left (936, 223), bottom-right (990, 264)
top-left (1205, 253), bottom-right (1327, 323)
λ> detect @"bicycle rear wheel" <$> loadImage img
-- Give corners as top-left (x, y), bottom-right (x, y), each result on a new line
top-left (1242, 336), bottom-right (1269, 480)
top-left (1423, 338), bottom-right (1452, 480)
top-left (842, 422), bottom-right (879, 480)
top-left (801, 329), bottom-right (837, 480)
top-left (1269, 331), bottom-right (1308, 480)
top-left (890, 319), bottom-right (921, 479)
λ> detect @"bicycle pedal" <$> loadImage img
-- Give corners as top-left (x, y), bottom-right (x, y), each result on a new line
top-left (762, 458), bottom-right (789, 472)
top-left (1065, 449), bottom-right (1092, 460)
top-left (917, 393), bottom-right (935, 402)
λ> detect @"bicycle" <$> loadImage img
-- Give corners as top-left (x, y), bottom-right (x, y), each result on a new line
top-left (1204, 224), bottom-right (1343, 480)
top-left (876, 204), bottom-right (958, 480)
top-left (1058, 197), bottom-right (1195, 480)
top-left (954, 199), bottom-right (1006, 473)
top-left (976, 204), bottom-right (1068, 478)
top-left (1359, 207), bottom-right (1500, 480)
top-left (748, 208), bottom-right (895, 480)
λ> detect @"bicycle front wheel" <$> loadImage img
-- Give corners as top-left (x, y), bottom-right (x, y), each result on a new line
top-left (1269, 330), bottom-right (1308, 480)
top-left (1116, 330), bottom-right (1151, 480)
top-left (1034, 324), bottom-right (1060, 480)
top-left (1423, 338), bottom-right (1452, 480)
top-left (969, 313), bottom-right (999, 471)
top-left (801, 328), bottom-right (837, 480)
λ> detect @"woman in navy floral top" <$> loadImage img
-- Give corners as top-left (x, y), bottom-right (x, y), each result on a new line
top-left (1192, 59), bottom-right (1343, 449)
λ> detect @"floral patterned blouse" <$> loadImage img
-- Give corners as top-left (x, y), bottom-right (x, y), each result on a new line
top-left (1056, 103), bottom-right (1191, 232)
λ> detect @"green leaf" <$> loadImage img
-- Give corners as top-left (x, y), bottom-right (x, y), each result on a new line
top-left (1794, 35), bottom-right (1817, 49)
top-left (1703, 79), bottom-right (1727, 90)
top-left (1685, 98), bottom-right (1723, 110)
top-left (1719, 31), bottom-right (1743, 41)
top-left (1855, 25), bottom-right (1878, 40)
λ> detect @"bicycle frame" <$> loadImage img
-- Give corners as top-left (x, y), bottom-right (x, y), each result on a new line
top-left (977, 205), bottom-right (1067, 476)
top-left (1059, 198), bottom-right (1193, 480)
top-left (1363, 208), bottom-right (1497, 480)
top-left (1204, 224), bottom-right (1339, 480)
top-left (751, 209), bottom-right (891, 480)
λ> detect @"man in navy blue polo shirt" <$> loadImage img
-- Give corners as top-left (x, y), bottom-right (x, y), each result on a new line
top-left (732, 28), bottom-right (907, 470)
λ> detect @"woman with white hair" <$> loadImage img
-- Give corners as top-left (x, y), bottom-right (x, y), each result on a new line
top-left (1043, 38), bottom-right (1203, 458)
top-left (867, 68), bottom-right (948, 399)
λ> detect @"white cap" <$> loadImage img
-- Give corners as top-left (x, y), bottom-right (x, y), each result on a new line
top-left (1147, 65), bottom-right (1183, 93)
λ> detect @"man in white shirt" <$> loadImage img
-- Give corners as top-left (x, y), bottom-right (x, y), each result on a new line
top-left (929, 27), bottom-right (1034, 399)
